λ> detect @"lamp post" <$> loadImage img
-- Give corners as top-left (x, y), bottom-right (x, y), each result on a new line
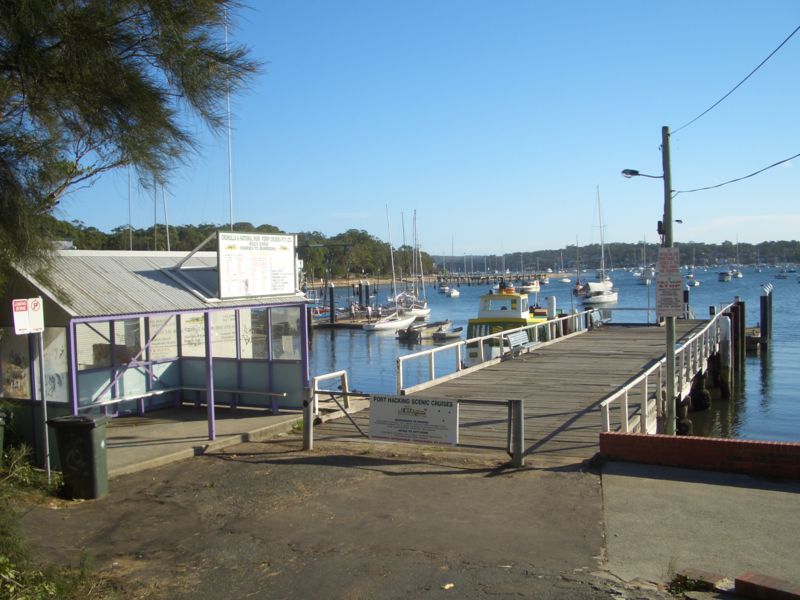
top-left (622, 125), bottom-right (677, 435)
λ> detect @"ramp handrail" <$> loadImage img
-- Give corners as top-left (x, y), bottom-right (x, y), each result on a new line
top-left (396, 309), bottom-right (596, 395)
top-left (599, 302), bottom-right (735, 434)
top-left (310, 370), bottom-right (350, 415)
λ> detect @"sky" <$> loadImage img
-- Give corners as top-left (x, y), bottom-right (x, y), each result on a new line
top-left (56, 1), bottom-right (800, 256)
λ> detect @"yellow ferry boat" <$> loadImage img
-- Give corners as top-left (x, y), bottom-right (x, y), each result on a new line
top-left (465, 283), bottom-right (548, 364)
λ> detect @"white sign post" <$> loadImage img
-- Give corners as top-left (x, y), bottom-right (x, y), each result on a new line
top-left (656, 248), bottom-right (683, 318)
top-left (369, 395), bottom-right (458, 446)
top-left (12, 297), bottom-right (50, 483)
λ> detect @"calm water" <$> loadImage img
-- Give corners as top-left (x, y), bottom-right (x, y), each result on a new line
top-left (309, 267), bottom-right (800, 442)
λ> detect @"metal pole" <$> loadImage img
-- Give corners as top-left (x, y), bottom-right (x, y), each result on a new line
top-left (37, 333), bottom-right (51, 484)
top-left (204, 312), bottom-right (216, 440)
top-left (662, 125), bottom-right (676, 436)
top-left (510, 399), bottom-right (524, 467)
top-left (303, 390), bottom-right (314, 451)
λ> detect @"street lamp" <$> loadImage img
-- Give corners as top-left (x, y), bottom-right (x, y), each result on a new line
top-left (622, 125), bottom-right (677, 436)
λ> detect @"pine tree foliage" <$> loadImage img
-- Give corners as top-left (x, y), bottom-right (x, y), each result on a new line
top-left (0, 0), bottom-right (258, 289)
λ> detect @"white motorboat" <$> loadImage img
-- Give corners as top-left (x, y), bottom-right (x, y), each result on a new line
top-left (447, 288), bottom-right (460, 298)
top-left (582, 281), bottom-right (619, 306)
top-left (362, 313), bottom-right (417, 331)
top-left (520, 280), bottom-right (541, 293)
top-left (389, 291), bottom-right (431, 319)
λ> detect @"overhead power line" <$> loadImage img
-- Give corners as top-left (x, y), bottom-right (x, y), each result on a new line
top-left (672, 24), bottom-right (800, 135)
top-left (674, 151), bottom-right (800, 195)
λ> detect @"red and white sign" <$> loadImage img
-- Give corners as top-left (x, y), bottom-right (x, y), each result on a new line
top-left (656, 248), bottom-right (683, 317)
top-left (12, 297), bottom-right (45, 335)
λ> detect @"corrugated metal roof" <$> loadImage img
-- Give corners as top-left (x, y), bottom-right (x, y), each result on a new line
top-left (22, 250), bottom-right (304, 318)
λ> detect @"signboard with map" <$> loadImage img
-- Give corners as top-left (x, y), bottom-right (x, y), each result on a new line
top-left (217, 232), bottom-right (297, 298)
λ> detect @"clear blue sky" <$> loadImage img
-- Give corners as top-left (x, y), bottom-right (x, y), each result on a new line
top-left (57, 1), bottom-right (800, 256)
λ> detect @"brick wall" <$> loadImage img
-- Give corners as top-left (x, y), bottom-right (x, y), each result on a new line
top-left (599, 432), bottom-right (800, 479)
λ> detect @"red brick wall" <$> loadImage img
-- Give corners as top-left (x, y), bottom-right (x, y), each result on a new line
top-left (599, 432), bottom-right (800, 479)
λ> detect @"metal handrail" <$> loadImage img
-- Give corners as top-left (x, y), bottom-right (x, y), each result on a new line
top-left (599, 301), bottom-right (735, 434)
top-left (310, 369), bottom-right (350, 415)
top-left (396, 309), bottom-right (596, 394)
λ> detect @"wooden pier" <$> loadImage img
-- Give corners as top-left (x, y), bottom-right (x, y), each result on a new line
top-left (315, 320), bottom-right (707, 467)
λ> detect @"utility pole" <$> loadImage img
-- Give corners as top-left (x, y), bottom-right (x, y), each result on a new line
top-left (662, 125), bottom-right (676, 435)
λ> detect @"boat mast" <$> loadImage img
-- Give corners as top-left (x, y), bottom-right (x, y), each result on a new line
top-left (414, 210), bottom-right (427, 301)
top-left (597, 186), bottom-right (606, 280)
top-left (386, 205), bottom-right (398, 303)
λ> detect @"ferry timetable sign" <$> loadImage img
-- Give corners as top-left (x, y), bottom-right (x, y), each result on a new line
top-left (656, 247), bottom-right (683, 318)
top-left (369, 395), bottom-right (459, 446)
top-left (217, 232), bottom-right (296, 298)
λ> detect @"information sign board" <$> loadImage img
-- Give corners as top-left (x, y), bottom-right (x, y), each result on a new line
top-left (369, 395), bottom-right (458, 446)
top-left (217, 232), bottom-right (297, 298)
top-left (13, 297), bottom-right (45, 335)
top-left (656, 248), bottom-right (683, 317)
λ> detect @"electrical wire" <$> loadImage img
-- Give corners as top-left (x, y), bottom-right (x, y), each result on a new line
top-left (674, 151), bottom-right (800, 195)
top-left (672, 24), bottom-right (800, 135)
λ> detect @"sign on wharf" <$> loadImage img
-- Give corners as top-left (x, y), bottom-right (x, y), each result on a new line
top-left (656, 247), bottom-right (683, 318)
top-left (369, 395), bottom-right (459, 446)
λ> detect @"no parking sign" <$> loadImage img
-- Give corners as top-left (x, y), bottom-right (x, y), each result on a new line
top-left (13, 297), bottom-right (45, 335)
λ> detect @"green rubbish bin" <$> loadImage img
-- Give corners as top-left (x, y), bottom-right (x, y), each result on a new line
top-left (48, 415), bottom-right (109, 499)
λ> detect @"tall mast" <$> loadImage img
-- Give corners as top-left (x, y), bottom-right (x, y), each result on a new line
top-left (225, 6), bottom-right (234, 230)
top-left (386, 205), bottom-right (397, 303)
top-left (128, 167), bottom-right (133, 250)
top-left (163, 186), bottom-right (171, 251)
top-left (597, 185), bottom-right (606, 279)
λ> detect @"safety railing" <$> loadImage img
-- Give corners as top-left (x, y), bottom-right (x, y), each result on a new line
top-left (599, 302), bottom-right (735, 434)
top-left (310, 369), bottom-right (351, 415)
top-left (396, 309), bottom-right (597, 395)
top-left (303, 381), bottom-right (526, 466)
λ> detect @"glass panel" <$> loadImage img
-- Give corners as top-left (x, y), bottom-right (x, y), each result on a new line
top-left (1, 327), bottom-right (31, 398)
top-left (76, 322), bottom-right (112, 370)
top-left (238, 309), bottom-right (253, 359)
top-left (211, 311), bottom-right (238, 358)
top-left (181, 313), bottom-right (206, 357)
top-left (43, 328), bottom-right (69, 402)
top-left (245, 308), bottom-right (268, 359)
top-left (149, 315), bottom-right (178, 360)
top-left (271, 307), bottom-right (301, 360)
top-left (113, 318), bottom-right (143, 365)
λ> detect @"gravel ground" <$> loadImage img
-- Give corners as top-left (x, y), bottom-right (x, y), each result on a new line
top-left (19, 436), bottom-right (675, 599)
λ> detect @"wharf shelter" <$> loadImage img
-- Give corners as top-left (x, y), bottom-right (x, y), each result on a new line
top-left (0, 248), bottom-right (310, 462)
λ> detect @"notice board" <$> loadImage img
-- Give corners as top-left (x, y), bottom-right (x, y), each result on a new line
top-left (217, 232), bottom-right (296, 298)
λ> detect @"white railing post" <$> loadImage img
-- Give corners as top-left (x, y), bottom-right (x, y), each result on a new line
top-left (456, 344), bottom-right (462, 372)
top-left (396, 358), bottom-right (403, 395)
top-left (601, 403), bottom-right (610, 432)
top-left (622, 390), bottom-right (630, 432)
top-left (641, 375), bottom-right (649, 433)
top-left (429, 351), bottom-right (436, 382)
top-left (341, 371), bottom-right (350, 409)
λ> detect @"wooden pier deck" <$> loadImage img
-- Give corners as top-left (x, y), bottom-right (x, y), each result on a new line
top-left (315, 321), bottom-right (705, 467)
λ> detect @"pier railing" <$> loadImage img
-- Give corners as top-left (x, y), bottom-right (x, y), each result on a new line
top-left (599, 302), bottom-right (735, 434)
top-left (396, 309), bottom-right (597, 395)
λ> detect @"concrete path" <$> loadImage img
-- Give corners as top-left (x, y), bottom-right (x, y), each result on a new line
top-left (105, 406), bottom-right (302, 477)
top-left (601, 461), bottom-right (800, 584)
